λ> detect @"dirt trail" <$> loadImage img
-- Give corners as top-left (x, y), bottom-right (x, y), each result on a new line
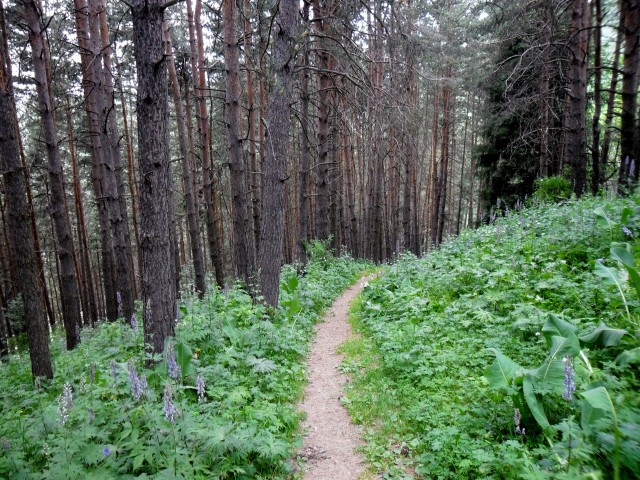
top-left (297, 275), bottom-right (373, 480)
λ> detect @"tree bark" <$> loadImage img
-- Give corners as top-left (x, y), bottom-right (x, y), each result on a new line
top-left (163, 19), bottom-right (206, 298)
top-left (23, 0), bottom-right (82, 349)
top-left (0, 0), bottom-right (53, 378)
top-left (223, 0), bottom-right (255, 287)
top-left (591, 0), bottom-right (603, 195)
top-left (259, 0), bottom-right (297, 307)
top-left (564, 0), bottom-right (590, 196)
top-left (617, 0), bottom-right (640, 193)
top-left (131, 0), bottom-right (176, 358)
top-left (189, 0), bottom-right (224, 288)
top-left (73, 0), bottom-right (118, 321)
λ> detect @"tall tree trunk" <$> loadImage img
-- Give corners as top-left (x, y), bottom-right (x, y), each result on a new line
top-left (539, 0), bottom-right (552, 177)
top-left (73, 0), bottom-right (118, 321)
top-left (602, 15), bottom-right (624, 170)
top-left (131, 0), bottom-right (176, 358)
top-left (564, 0), bottom-right (590, 196)
top-left (223, 0), bottom-right (255, 287)
top-left (243, 0), bottom-right (260, 258)
top-left (189, 0), bottom-right (224, 288)
top-left (23, 0), bottom-right (82, 349)
top-left (591, 0), bottom-right (603, 194)
top-left (312, 0), bottom-right (335, 241)
top-left (297, 0), bottom-right (310, 263)
top-left (0, 0), bottom-right (53, 378)
top-left (89, 0), bottom-right (135, 321)
top-left (617, 0), bottom-right (640, 194)
top-left (259, 0), bottom-right (297, 307)
top-left (163, 19), bottom-right (206, 298)
top-left (66, 101), bottom-right (98, 326)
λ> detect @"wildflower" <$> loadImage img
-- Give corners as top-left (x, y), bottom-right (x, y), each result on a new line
top-left (88, 363), bottom-right (96, 384)
top-left (514, 408), bottom-right (525, 435)
top-left (167, 343), bottom-right (181, 380)
top-left (128, 361), bottom-right (146, 402)
top-left (622, 226), bottom-right (633, 238)
top-left (116, 292), bottom-right (122, 318)
top-left (130, 313), bottom-right (138, 332)
top-left (1, 437), bottom-right (9, 451)
top-left (57, 382), bottom-right (73, 426)
top-left (163, 383), bottom-right (180, 423)
top-left (109, 360), bottom-right (118, 382)
top-left (196, 375), bottom-right (206, 403)
top-left (42, 442), bottom-right (50, 457)
top-left (562, 354), bottom-right (576, 401)
top-left (103, 447), bottom-right (111, 456)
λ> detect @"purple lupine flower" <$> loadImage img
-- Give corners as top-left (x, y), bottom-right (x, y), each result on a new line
top-left (167, 343), bottom-right (181, 380)
top-left (562, 355), bottom-right (576, 401)
top-left (1, 437), bottom-right (9, 451)
top-left (130, 313), bottom-right (138, 332)
top-left (57, 382), bottom-right (73, 426)
top-left (622, 226), bottom-right (633, 238)
top-left (196, 375), bottom-right (205, 403)
top-left (163, 384), bottom-right (180, 423)
top-left (128, 361), bottom-right (146, 402)
top-left (103, 447), bottom-right (111, 456)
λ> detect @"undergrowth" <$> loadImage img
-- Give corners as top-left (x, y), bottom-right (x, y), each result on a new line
top-left (0, 242), bottom-right (371, 479)
top-left (341, 194), bottom-right (640, 479)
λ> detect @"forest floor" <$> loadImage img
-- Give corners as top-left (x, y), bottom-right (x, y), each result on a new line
top-left (295, 274), bottom-right (375, 480)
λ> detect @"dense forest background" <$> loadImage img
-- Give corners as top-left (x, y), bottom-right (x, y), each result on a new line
top-left (0, 0), bottom-right (638, 378)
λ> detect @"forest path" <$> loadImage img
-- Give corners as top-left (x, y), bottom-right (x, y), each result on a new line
top-left (296, 274), bottom-right (375, 480)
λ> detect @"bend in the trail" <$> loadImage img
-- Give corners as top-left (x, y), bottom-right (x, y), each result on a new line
top-left (297, 274), bottom-right (374, 480)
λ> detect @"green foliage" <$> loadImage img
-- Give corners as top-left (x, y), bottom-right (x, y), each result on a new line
top-left (0, 253), bottom-right (370, 478)
top-left (341, 196), bottom-right (640, 479)
top-left (532, 176), bottom-right (572, 203)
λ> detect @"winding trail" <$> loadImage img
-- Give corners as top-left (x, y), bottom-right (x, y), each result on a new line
top-left (297, 275), bottom-right (373, 480)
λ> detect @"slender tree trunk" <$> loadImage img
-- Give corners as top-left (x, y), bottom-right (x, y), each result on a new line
top-left (0, 0), bottom-right (53, 378)
top-left (539, 0), bottom-right (552, 178)
top-left (564, 0), bottom-right (590, 196)
top-left (243, 0), bottom-right (260, 258)
top-left (591, 0), bottom-right (603, 194)
top-left (223, 0), bottom-right (255, 287)
top-left (131, 0), bottom-right (176, 358)
top-left (66, 101), bottom-right (98, 326)
top-left (74, 0), bottom-right (118, 321)
top-left (89, 0), bottom-right (134, 321)
top-left (259, 0), bottom-right (297, 307)
top-left (23, 0), bottom-right (82, 349)
top-left (617, 0), bottom-right (640, 193)
top-left (602, 15), bottom-right (624, 169)
top-left (189, 0), bottom-right (224, 288)
top-left (163, 19), bottom-right (206, 298)
top-left (297, 1), bottom-right (311, 263)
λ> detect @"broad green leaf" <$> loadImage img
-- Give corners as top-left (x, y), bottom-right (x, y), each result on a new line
top-left (620, 206), bottom-right (635, 224)
top-left (615, 347), bottom-right (640, 366)
top-left (535, 334), bottom-right (579, 393)
top-left (579, 323), bottom-right (627, 347)
top-left (594, 207), bottom-right (615, 228)
top-left (581, 386), bottom-right (614, 413)
top-left (175, 342), bottom-right (193, 377)
top-left (581, 398), bottom-right (608, 431)
top-left (484, 348), bottom-right (522, 389)
top-left (595, 207), bottom-right (615, 227)
top-left (594, 262), bottom-right (624, 290)
top-left (541, 314), bottom-right (577, 346)
top-left (611, 244), bottom-right (640, 298)
top-left (610, 244), bottom-right (634, 268)
top-left (523, 374), bottom-right (550, 430)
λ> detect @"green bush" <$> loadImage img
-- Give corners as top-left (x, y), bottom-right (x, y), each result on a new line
top-left (532, 176), bottom-right (572, 203)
